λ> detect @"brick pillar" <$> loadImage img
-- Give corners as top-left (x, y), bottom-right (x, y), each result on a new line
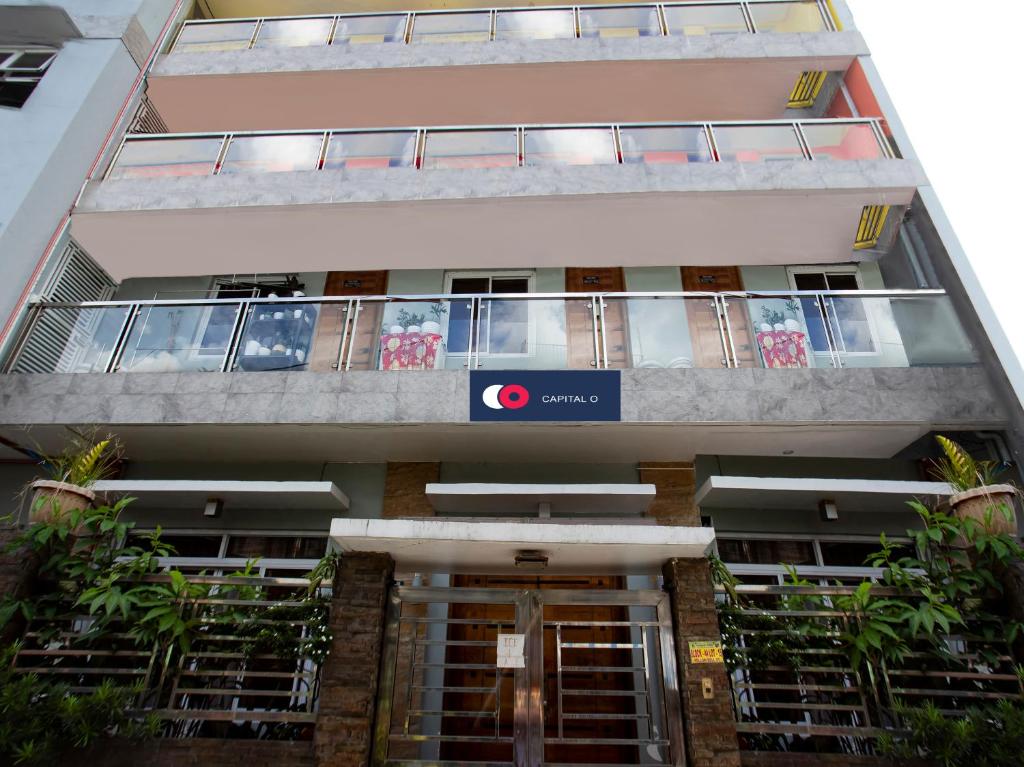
top-left (663, 558), bottom-right (741, 767)
top-left (314, 552), bottom-right (395, 767)
top-left (382, 462), bottom-right (439, 518)
top-left (639, 462), bottom-right (698, 526)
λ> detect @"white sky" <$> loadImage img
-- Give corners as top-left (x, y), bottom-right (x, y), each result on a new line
top-left (846, 0), bottom-right (1024, 378)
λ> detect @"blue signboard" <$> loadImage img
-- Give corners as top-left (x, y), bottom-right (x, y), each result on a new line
top-left (469, 370), bottom-right (621, 422)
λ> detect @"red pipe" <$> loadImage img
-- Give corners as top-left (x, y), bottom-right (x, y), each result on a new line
top-left (0, 0), bottom-right (186, 351)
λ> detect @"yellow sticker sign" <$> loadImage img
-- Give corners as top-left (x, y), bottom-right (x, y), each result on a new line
top-left (688, 640), bottom-right (724, 664)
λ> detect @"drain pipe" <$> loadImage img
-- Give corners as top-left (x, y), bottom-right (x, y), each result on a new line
top-left (0, 0), bottom-right (187, 356)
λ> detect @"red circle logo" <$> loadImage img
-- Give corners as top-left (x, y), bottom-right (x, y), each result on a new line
top-left (498, 384), bottom-right (530, 409)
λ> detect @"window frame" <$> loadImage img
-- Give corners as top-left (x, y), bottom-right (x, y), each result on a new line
top-left (443, 270), bottom-right (538, 360)
top-left (0, 47), bottom-right (57, 109)
top-left (785, 265), bottom-right (883, 359)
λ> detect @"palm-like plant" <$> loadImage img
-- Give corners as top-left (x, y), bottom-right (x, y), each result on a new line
top-left (932, 435), bottom-right (1003, 492)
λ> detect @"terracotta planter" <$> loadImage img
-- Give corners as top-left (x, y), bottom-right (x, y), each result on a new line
top-left (948, 484), bottom-right (1018, 537)
top-left (29, 480), bottom-right (95, 524)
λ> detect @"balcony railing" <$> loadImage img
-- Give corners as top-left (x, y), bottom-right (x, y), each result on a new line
top-left (169, 1), bottom-right (836, 54)
top-left (4, 290), bottom-right (976, 376)
top-left (102, 119), bottom-right (891, 180)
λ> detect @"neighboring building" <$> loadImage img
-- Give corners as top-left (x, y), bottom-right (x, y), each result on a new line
top-left (0, 1), bottom-right (1022, 765)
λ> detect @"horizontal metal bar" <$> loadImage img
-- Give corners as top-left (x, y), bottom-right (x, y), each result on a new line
top-left (560, 665), bottom-right (646, 673)
top-left (173, 688), bottom-right (308, 698)
top-left (560, 642), bottom-right (644, 649)
top-left (411, 685), bottom-right (499, 693)
top-left (28, 288), bottom-right (950, 311)
top-left (175, 0), bottom-right (818, 28)
top-left (408, 709), bottom-right (497, 718)
top-left (735, 722), bottom-right (887, 737)
top-left (543, 737), bottom-right (669, 746)
top-left (389, 734), bottom-right (514, 744)
top-left (736, 701), bottom-right (867, 712)
top-left (561, 712), bottom-right (651, 720)
top-left (561, 688), bottom-right (648, 697)
top-left (156, 709), bottom-right (317, 723)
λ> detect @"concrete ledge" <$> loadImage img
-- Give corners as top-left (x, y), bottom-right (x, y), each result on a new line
top-left (330, 517), bottom-right (716, 573)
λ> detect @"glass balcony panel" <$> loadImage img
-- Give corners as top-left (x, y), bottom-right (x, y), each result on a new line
top-left (10, 306), bottom-right (130, 374)
top-left (323, 131), bottom-right (418, 170)
top-left (362, 300), bottom-right (458, 371)
top-left (712, 124), bottom-right (806, 162)
top-left (579, 6), bottom-right (662, 39)
top-left (173, 21), bottom-right (257, 52)
top-left (745, 296), bottom-right (818, 368)
top-left (108, 138), bottom-right (223, 180)
top-left (332, 14), bottom-right (408, 44)
top-left (474, 298), bottom-right (585, 370)
top-left (494, 9), bottom-right (575, 41)
top-left (411, 12), bottom-right (490, 44)
top-left (662, 4), bottom-right (749, 35)
top-left (619, 126), bottom-right (712, 165)
top-left (119, 304), bottom-right (240, 373)
top-left (421, 130), bottom-right (518, 170)
top-left (524, 128), bottom-right (617, 166)
top-left (801, 123), bottom-right (884, 161)
top-left (602, 297), bottom-right (729, 369)
top-left (747, 1), bottom-right (828, 33)
top-left (253, 18), bottom-right (333, 48)
top-left (219, 134), bottom-right (323, 174)
top-left (235, 303), bottom-right (320, 372)
top-left (886, 294), bottom-right (978, 367)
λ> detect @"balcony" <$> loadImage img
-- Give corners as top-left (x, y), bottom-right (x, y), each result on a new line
top-left (0, 288), bottom-right (1001, 464)
top-left (148, 0), bottom-right (865, 130)
top-left (70, 119), bottom-right (920, 280)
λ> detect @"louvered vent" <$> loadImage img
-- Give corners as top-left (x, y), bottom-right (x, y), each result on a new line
top-left (128, 96), bottom-right (169, 134)
top-left (10, 242), bottom-right (116, 373)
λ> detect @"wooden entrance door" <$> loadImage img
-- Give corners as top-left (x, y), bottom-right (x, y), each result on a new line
top-left (310, 270), bottom-right (387, 372)
top-left (444, 575), bottom-right (638, 765)
top-left (565, 267), bottom-right (629, 369)
top-left (681, 266), bottom-right (754, 368)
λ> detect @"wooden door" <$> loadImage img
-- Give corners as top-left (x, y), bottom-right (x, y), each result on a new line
top-left (310, 270), bottom-right (387, 372)
top-left (681, 266), bottom-right (755, 368)
top-left (565, 267), bottom-right (629, 369)
top-left (444, 575), bottom-right (637, 765)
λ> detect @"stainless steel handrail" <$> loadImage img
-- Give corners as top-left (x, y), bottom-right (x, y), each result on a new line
top-left (104, 117), bottom-right (891, 179)
top-left (170, 0), bottom-right (835, 52)
top-left (4, 289), bottom-right (971, 375)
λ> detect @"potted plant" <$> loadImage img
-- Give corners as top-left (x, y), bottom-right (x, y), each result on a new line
top-left (28, 436), bottom-right (120, 524)
top-left (933, 435), bottom-right (1018, 538)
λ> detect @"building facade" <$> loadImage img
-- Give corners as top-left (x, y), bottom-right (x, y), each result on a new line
top-left (0, 1), bottom-right (1022, 765)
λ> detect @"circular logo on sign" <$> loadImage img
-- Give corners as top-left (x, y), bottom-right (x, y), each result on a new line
top-left (482, 384), bottom-right (530, 410)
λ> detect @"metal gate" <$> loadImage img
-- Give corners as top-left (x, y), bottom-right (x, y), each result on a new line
top-left (372, 586), bottom-right (685, 767)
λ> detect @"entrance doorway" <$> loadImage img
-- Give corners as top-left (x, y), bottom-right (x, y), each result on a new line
top-left (372, 578), bottom-right (684, 767)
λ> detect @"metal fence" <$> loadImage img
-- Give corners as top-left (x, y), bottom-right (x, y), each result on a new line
top-left (716, 583), bottom-right (1024, 754)
top-left (170, 0), bottom-right (836, 53)
top-left (102, 118), bottom-right (890, 180)
top-left (12, 574), bottom-right (326, 739)
top-left (4, 289), bottom-right (977, 375)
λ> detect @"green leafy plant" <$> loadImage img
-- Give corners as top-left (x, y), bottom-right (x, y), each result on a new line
top-left (39, 433), bottom-right (121, 488)
top-left (932, 435), bottom-right (1004, 492)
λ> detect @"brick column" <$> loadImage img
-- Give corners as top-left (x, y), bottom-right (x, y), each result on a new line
top-left (639, 462), bottom-right (698, 526)
top-left (663, 557), bottom-right (741, 767)
top-left (314, 552), bottom-right (395, 767)
top-left (382, 462), bottom-right (439, 518)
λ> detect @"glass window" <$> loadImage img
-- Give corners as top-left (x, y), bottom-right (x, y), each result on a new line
top-left (748, 1), bottom-right (828, 33)
top-left (226, 536), bottom-right (328, 559)
top-left (119, 304), bottom-right (240, 372)
top-left (333, 14), bottom-right (408, 44)
top-left (524, 128), bottom-right (617, 166)
top-left (580, 6), bottom-right (662, 38)
top-left (712, 124), bottom-right (806, 162)
top-left (717, 538), bottom-right (817, 566)
top-left (619, 126), bottom-right (712, 165)
top-left (156, 534), bottom-right (224, 557)
top-left (818, 541), bottom-right (890, 567)
top-left (801, 123), bottom-right (884, 161)
top-left (323, 130), bottom-right (417, 170)
top-left (219, 134), bottom-right (323, 174)
top-left (495, 9), bottom-right (575, 40)
top-left (662, 4), bottom-right (749, 35)
top-left (254, 17), bottom-right (332, 48)
top-left (0, 48), bottom-right (56, 108)
top-left (422, 129), bottom-right (518, 170)
top-left (172, 21), bottom-right (257, 52)
top-left (411, 12), bottom-right (491, 44)
top-left (108, 137), bottom-right (223, 179)
top-left (793, 271), bottom-right (876, 355)
top-left (235, 302), bottom-right (319, 371)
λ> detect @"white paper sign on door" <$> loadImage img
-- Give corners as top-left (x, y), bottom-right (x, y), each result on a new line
top-left (496, 633), bottom-right (525, 668)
